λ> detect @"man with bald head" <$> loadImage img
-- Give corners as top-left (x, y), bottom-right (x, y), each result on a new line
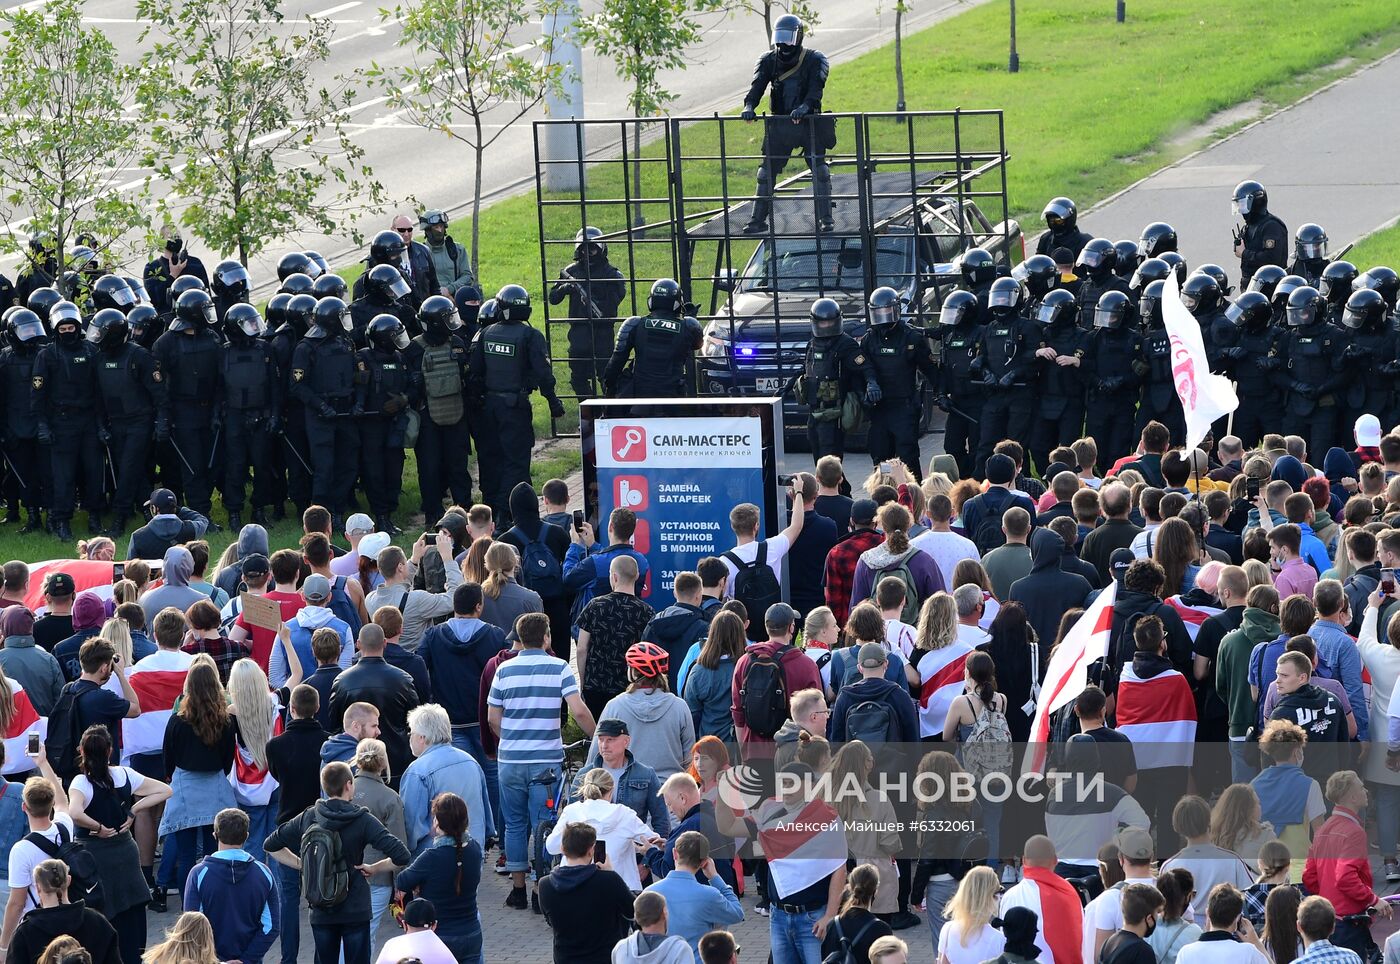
top-left (575, 554), bottom-right (656, 718)
top-left (999, 835), bottom-right (1083, 964)
top-left (388, 214), bottom-right (437, 306)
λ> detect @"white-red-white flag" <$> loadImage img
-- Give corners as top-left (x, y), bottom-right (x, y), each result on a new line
top-left (2, 680), bottom-right (45, 775)
top-left (1024, 582), bottom-right (1116, 775)
top-left (916, 642), bottom-right (974, 739)
top-left (1162, 272), bottom-right (1238, 451)
top-left (1116, 662), bottom-right (1197, 769)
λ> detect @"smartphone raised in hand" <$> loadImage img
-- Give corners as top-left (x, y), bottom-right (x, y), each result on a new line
top-left (1383, 568), bottom-right (1397, 595)
top-left (593, 839), bottom-right (607, 865)
top-left (26, 732), bottom-right (39, 756)
top-left (572, 510), bottom-right (585, 533)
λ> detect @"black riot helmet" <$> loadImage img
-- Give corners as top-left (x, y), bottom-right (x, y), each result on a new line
top-left (173, 289), bottom-right (216, 332)
top-left (7, 308), bottom-right (46, 346)
top-left (1343, 288), bottom-right (1387, 331)
top-left (868, 286), bottom-right (901, 327)
top-left (1181, 272), bottom-right (1222, 317)
top-left (224, 303), bottom-right (264, 343)
top-left (369, 313), bottom-right (411, 352)
top-left (92, 274), bottom-right (136, 312)
top-left (1225, 292), bottom-right (1272, 331)
top-left (1159, 251), bottom-right (1188, 285)
top-left (809, 298), bottom-right (842, 337)
top-left (1295, 223), bottom-right (1328, 262)
top-left (26, 286), bottom-right (62, 326)
top-left (1319, 260), bottom-right (1358, 307)
top-left (496, 285), bottom-right (532, 323)
top-left (418, 295), bottom-right (461, 338)
top-left (1232, 180), bottom-right (1268, 223)
top-left (648, 278), bottom-right (685, 316)
top-left (477, 298), bottom-right (501, 326)
top-left (1285, 285), bottom-right (1325, 328)
top-left (369, 229), bottom-right (407, 266)
top-left (987, 277), bottom-right (1024, 319)
top-left (50, 301), bottom-right (82, 346)
top-left (126, 305), bottom-right (158, 347)
top-left (304, 251), bottom-right (329, 277)
top-left (312, 273), bottom-right (349, 302)
top-left (309, 296), bottom-right (352, 339)
top-left (1271, 274), bottom-right (1308, 314)
top-left (367, 264), bottom-right (411, 303)
top-left (1113, 240), bottom-right (1142, 280)
top-left (1138, 280), bottom-right (1166, 329)
top-left (1196, 263), bottom-right (1233, 298)
top-left (1075, 238), bottom-right (1117, 277)
top-left (959, 248), bottom-right (997, 288)
top-left (1138, 221), bottom-right (1178, 259)
top-left (1013, 255), bottom-right (1058, 300)
top-left (211, 260), bottom-right (251, 303)
top-left (276, 251), bottom-right (316, 282)
top-left (1042, 197), bottom-right (1077, 231)
top-left (1129, 257), bottom-right (1170, 296)
top-left (939, 289), bottom-right (978, 327)
top-left (1357, 267), bottom-right (1400, 312)
top-left (170, 275), bottom-right (206, 302)
top-left (1035, 288), bottom-right (1077, 328)
top-left (266, 293), bottom-right (293, 329)
top-left (1094, 290), bottom-right (1132, 330)
top-left (280, 273), bottom-right (314, 296)
top-left (86, 308), bottom-right (129, 350)
top-left (285, 294), bottom-right (318, 334)
top-left (574, 226), bottom-right (607, 262)
top-left (772, 14), bottom-right (804, 65)
top-left (123, 276), bottom-right (149, 305)
top-left (1246, 264), bottom-right (1287, 300)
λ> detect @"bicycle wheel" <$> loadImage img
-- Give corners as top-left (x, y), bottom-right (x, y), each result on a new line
top-left (531, 816), bottom-right (558, 883)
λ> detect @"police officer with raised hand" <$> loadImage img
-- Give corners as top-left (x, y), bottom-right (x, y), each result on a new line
top-left (152, 288), bottom-right (223, 529)
top-left (143, 228), bottom-right (208, 316)
top-left (351, 263), bottom-right (416, 347)
top-left (357, 313), bottom-right (415, 535)
top-left (1224, 291), bottom-right (1280, 449)
top-left (859, 286), bottom-right (936, 481)
top-left (1232, 180), bottom-right (1288, 288)
top-left (1338, 287), bottom-right (1400, 434)
top-left (972, 276), bottom-right (1038, 474)
top-left (32, 301), bottom-right (104, 541)
top-left (405, 295), bottom-right (472, 533)
top-left (603, 278), bottom-right (703, 398)
top-left (1036, 197), bottom-right (1091, 258)
top-left (1072, 238), bottom-right (1131, 329)
top-left (1029, 288), bottom-right (1087, 474)
top-left (1274, 285), bottom-right (1343, 458)
top-left (1319, 260), bottom-right (1359, 326)
top-left (1084, 290), bottom-right (1143, 463)
top-left (291, 296), bottom-right (359, 530)
top-left (740, 14), bottom-right (832, 235)
top-left (219, 304), bottom-right (280, 532)
top-left (469, 285), bottom-right (564, 527)
top-left (1134, 279), bottom-right (1186, 444)
top-left (210, 259), bottom-right (251, 323)
top-left (932, 290), bottom-right (983, 478)
top-left (0, 309), bottom-right (50, 532)
top-left (959, 247), bottom-right (999, 324)
top-left (1289, 224), bottom-right (1330, 287)
top-left (268, 292), bottom-right (315, 519)
top-left (1181, 271), bottom-right (1236, 372)
top-left (549, 227), bottom-right (626, 399)
top-left (800, 297), bottom-right (879, 463)
top-left (89, 307), bottom-right (164, 537)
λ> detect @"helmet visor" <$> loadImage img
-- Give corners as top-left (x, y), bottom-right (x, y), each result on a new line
top-left (85, 323), bottom-right (103, 343)
top-left (1136, 238), bottom-right (1152, 258)
top-left (1341, 307), bottom-right (1367, 330)
top-left (938, 301), bottom-right (968, 327)
top-left (125, 278), bottom-right (148, 303)
top-left (200, 302), bottom-right (217, 326)
top-left (1286, 303), bottom-right (1316, 327)
top-left (1232, 196), bottom-right (1252, 218)
top-left (1093, 306), bottom-right (1122, 329)
top-left (51, 304), bottom-right (81, 327)
top-left (1139, 295), bottom-right (1160, 320)
top-left (1076, 247), bottom-right (1104, 269)
top-left (239, 316), bottom-right (265, 338)
top-left (12, 320), bottom-right (44, 343)
top-left (1224, 302), bottom-right (1248, 326)
top-left (387, 275), bottom-right (411, 300)
top-left (338, 307), bottom-right (353, 332)
top-left (1035, 301), bottom-right (1062, 325)
top-left (988, 287), bottom-right (1019, 308)
top-left (870, 303), bottom-right (898, 326)
top-left (108, 285), bottom-right (136, 307)
top-left (1298, 239), bottom-right (1328, 260)
top-left (393, 328), bottom-right (410, 350)
top-left (1180, 291), bottom-right (1199, 312)
top-left (772, 25), bottom-right (800, 46)
top-left (218, 264), bottom-right (250, 288)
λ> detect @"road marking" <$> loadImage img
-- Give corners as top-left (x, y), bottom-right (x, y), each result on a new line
top-left (313, 1), bottom-right (359, 17)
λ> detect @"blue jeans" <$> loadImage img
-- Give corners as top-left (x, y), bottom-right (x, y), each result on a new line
top-left (925, 877), bottom-right (958, 956)
top-left (158, 825), bottom-right (213, 890)
top-left (1376, 782), bottom-right (1400, 858)
top-left (276, 861), bottom-right (302, 964)
top-left (311, 922), bottom-right (369, 964)
top-left (245, 794), bottom-right (279, 864)
top-left (369, 883), bottom-right (392, 954)
top-left (1229, 739), bottom-right (1258, 784)
top-left (770, 906), bottom-right (824, 964)
top-left (497, 760), bottom-right (556, 873)
top-left (454, 725), bottom-right (502, 840)
top-left (440, 919), bottom-right (483, 964)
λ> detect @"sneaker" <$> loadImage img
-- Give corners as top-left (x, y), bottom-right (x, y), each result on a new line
top-left (888, 911), bottom-right (922, 931)
top-left (149, 887), bottom-right (167, 913)
top-left (754, 900), bottom-right (769, 918)
top-left (1001, 864), bottom-right (1020, 885)
top-left (531, 890), bottom-right (542, 915)
top-left (505, 886), bottom-right (528, 910)
top-left (1387, 859), bottom-right (1400, 883)
top-left (494, 853), bottom-right (509, 875)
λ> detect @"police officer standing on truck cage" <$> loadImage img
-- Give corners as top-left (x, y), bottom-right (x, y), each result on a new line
top-left (549, 226), bottom-right (626, 399)
top-left (32, 301), bottom-right (105, 542)
top-left (801, 297), bottom-right (879, 463)
top-left (860, 287), bottom-right (936, 482)
top-left (291, 296), bottom-right (360, 530)
top-left (219, 304), bottom-right (280, 534)
top-left (90, 307), bottom-right (164, 537)
top-left (740, 15), bottom-right (833, 235)
top-left (603, 279), bottom-right (704, 398)
top-left (1232, 180), bottom-right (1288, 289)
top-left (406, 295), bottom-right (472, 532)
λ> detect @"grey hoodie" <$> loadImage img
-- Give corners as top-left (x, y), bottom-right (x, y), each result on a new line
top-left (364, 557), bottom-right (463, 652)
top-left (213, 524), bottom-right (269, 599)
top-left (587, 688), bottom-right (695, 781)
top-left (611, 932), bottom-right (692, 964)
top-left (140, 547), bottom-right (208, 625)
top-left (0, 634), bottom-right (63, 715)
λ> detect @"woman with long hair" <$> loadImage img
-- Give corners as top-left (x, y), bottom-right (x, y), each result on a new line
top-left (226, 659), bottom-right (281, 862)
top-left (937, 865), bottom-right (1002, 964)
top-left (829, 742), bottom-right (902, 920)
top-left (913, 592), bottom-right (959, 656)
top-left (586, 642), bottom-right (694, 780)
top-left (1147, 867), bottom-right (1200, 964)
top-left (819, 864), bottom-right (894, 964)
top-left (479, 542), bottom-right (543, 638)
top-left (460, 536), bottom-right (493, 585)
top-left (98, 619), bottom-right (134, 674)
top-left (351, 738), bottom-right (407, 947)
top-left (1210, 783), bottom-right (1278, 861)
top-left (1244, 839), bottom-right (1298, 934)
top-left (154, 655), bottom-right (236, 906)
top-left (69, 725), bottom-right (172, 964)
top-left (684, 610), bottom-right (746, 744)
top-left (909, 751), bottom-right (983, 952)
top-left (545, 768), bottom-right (652, 894)
top-left (1260, 879), bottom-right (1303, 963)
top-left (830, 603), bottom-right (912, 700)
top-left (951, 559), bottom-right (999, 629)
top-left (396, 793), bottom-right (485, 963)
top-left (142, 912), bottom-right (219, 964)
top-left (1154, 517), bottom-right (1206, 596)
top-left (688, 736), bottom-right (730, 798)
top-left (976, 602), bottom-right (1038, 743)
top-left (851, 503), bottom-right (944, 610)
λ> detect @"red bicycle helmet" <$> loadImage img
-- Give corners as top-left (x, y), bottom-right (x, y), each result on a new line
top-left (625, 641), bottom-right (669, 679)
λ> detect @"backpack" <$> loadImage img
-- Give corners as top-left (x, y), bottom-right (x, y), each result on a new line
top-left (1099, 602), bottom-right (1168, 696)
top-left (328, 576), bottom-right (363, 636)
top-left (725, 544), bottom-right (783, 642)
top-left (873, 548), bottom-right (922, 625)
top-left (45, 681), bottom-right (97, 780)
top-left (738, 643), bottom-right (794, 739)
top-left (25, 822), bottom-right (104, 913)
top-left (300, 816), bottom-right (351, 910)
top-left (845, 698), bottom-right (897, 746)
top-left (971, 491), bottom-right (1012, 556)
top-left (821, 916), bottom-right (879, 964)
top-left (517, 530), bottom-right (564, 598)
top-left (961, 699), bottom-right (1014, 782)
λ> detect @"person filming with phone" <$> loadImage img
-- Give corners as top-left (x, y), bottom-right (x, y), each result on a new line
top-left (143, 226), bottom-right (209, 316)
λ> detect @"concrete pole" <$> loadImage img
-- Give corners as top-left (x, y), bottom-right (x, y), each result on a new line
top-left (542, 0), bottom-right (585, 192)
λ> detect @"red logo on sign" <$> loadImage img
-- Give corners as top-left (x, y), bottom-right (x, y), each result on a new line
top-left (611, 426), bottom-right (646, 462)
top-left (631, 519), bottom-right (650, 555)
top-left (614, 476), bottom-right (649, 511)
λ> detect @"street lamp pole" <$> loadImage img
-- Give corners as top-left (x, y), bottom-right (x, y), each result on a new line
top-left (1008, 0), bottom-right (1019, 73)
top-left (1117, 0), bottom-right (1125, 23)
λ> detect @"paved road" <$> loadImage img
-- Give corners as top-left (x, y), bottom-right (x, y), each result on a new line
top-left (1081, 49), bottom-right (1400, 287)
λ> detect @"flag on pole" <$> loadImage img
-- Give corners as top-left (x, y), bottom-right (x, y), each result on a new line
top-left (1024, 581), bottom-right (1116, 775)
top-left (1161, 272), bottom-right (1239, 451)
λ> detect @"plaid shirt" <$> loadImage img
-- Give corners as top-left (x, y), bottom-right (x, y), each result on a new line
top-left (1243, 882), bottom-right (1302, 931)
top-left (182, 632), bottom-right (253, 684)
top-left (823, 527), bottom-right (883, 626)
top-left (1297, 939), bottom-right (1362, 964)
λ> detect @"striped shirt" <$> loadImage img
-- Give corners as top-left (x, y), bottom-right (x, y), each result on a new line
top-left (487, 649), bottom-right (577, 765)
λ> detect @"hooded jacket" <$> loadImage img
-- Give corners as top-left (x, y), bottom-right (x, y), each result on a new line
top-left (1008, 530), bottom-right (1093, 652)
top-left (319, 731), bottom-right (360, 767)
top-left (1109, 589), bottom-right (1193, 683)
top-left (642, 603), bottom-right (708, 692)
top-left (1060, 538), bottom-right (1103, 589)
top-left (1323, 447), bottom-right (1353, 514)
top-left (418, 616), bottom-right (505, 726)
top-left (8, 899), bottom-right (121, 964)
top-left (849, 540), bottom-right (946, 609)
top-left (498, 482), bottom-right (570, 601)
top-left (53, 592), bottom-right (108, 682)
top-left (0, 615), bottom-right (63, 716)
top-left (1309, 617), bottom-right (1367, 740)
top-left (587, 688), bottom-right (695, 781)
top-left (127, 507), bottom-right (209, 562)
top-left (214, 524), bottom-right (270, 600)
top-left (182, 849), bottom-right (280, 964)
top-left (139, 546), bottom-right (207, 626)
top-left (829, 674), bottom-right (920, 744)
top-left (1271, 682), bottom-right (1348, 782)
top-left (536, 863), bottom-right (634, 964)
top-left (1271, 454), bottom-right (1310, 493)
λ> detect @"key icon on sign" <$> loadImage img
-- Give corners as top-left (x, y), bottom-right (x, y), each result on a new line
top-left (612, 426), bottom-right (646, 462)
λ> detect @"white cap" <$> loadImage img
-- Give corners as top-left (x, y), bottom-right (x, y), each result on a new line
top-left (359, 532), bottom-right (392, 563)
top-left (1356, 413), bottom-right (1383, 449)
top-left (345, 512), bottom-right (375, 536)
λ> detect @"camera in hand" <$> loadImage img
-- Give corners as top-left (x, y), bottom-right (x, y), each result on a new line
top-left (1383, 568), bottom-right (1397, 595)
top-left (777, 474), bottom-right (797, 486)
top-left (593, 839), bottom-right (606, 864)
top-left (1246, 477), bottom-right (1260, 499)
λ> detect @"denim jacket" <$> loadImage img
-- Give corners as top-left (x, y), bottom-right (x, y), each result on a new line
top-left (568, 750), bottom-right (670, 837)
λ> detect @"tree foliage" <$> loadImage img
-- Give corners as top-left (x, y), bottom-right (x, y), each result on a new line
top-left (723, 0), bottom-right (819, 50)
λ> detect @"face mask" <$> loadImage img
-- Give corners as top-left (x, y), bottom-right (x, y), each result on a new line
top-left (57, 328), bottom-right (80, 347)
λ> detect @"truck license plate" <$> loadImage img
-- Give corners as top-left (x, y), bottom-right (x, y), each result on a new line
top-left (756, 377), bottom-right (781, 393)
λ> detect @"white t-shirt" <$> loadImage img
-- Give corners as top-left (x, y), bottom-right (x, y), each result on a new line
top-left (721, 535), bottom-right (791, 597)
top-left (911, 529), bottom-right (981, 588)
top-left (937, 921), bottom-right (1004, 964)
top-left (1175, 936), bottom-right (1269, 964)
top-left (374, 929), bottom-right (457, 964)
top-left (883, 619), bottom-right (917, 659)
top-left (9, 813), bottom-right (74, 912)
top-left (956, 623), bottom-right (991, 647)
top-left (1084, 874), bottom-right (1157, 964)
top-left (70, 767), bottom-right (145, 811)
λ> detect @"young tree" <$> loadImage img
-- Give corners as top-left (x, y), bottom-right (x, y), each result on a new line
top-left (136, 0), bottom-right (387, 266)
top-left (0, 0), bottom-right (147, 274)
top-left (372, 0), bottom-right (566, 274)
top-left (723, 0), bottom-right (818, 52)
top-left (893, 0), bottom-right (910, 111)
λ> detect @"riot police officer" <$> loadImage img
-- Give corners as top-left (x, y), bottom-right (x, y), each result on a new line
top-left (1319, 260), bottom-right (1359, 326)
top-left (1084, 291), bottom-right (1143, 464)
top-left (90, 308), bottom-right (164, 536)
top-left (1247, 264), bottom-right (1287, 302)
top-left (161, 275), bottom-right (208, 331)
top-left (1113, 241), bottom-right (1142, 283)
top-left (1013, 255), bottom-right (1059, 309)
top-left (1181, 272), bottom-right (1236, 372)
top-left (90, 275), bottom-right (137, 316)
top-left (1129, 257), bottom-right (1171, 301)
top-left (1269, 275), bottom-right (1308, 328)
top-left (210, 259), bottom-right (251, 322)
top-left (405, 295), bottom-right (473, 529)
top-left (358, 314), bottom-right (415, 533)
top-left (15, 234), bottom-right (59, 306)
top-left (1134, 280), bottom-right (1186, 445)
top-left (350, 264), bottom-right (416, 347)
top-left (281, 273), bottom-right (316, 298)
top-left (801, 297), bottom-right (880, 462)
top-left (350, 231), bottom-right (406, 294)
top-left (1035, 197), bottom-right (1091, 258)
top-left (549, 227), bottom-right (626, 398)
top-left (313, 273), bottom-right (350, 303)
top-left (972, 277), bottom-right (1038, 475)
top-left (933, 291), bottom-right (984, 479)
top-left (277, 251), bottom-right (322, 283)
top-left (1338, 288), bottom-right (1400, 434)
top-left (127, 304), bottom-right (161, 350)
top-left (1357, 267), bottom-right (1400, 320)
top-left (268, 292), bottom-right (317, 518)
top-left (858, 287), bottom-right (937, 480)
top-left (1232, 180), bottom-right (1288, 289)
top-left (1289, 224), bottom-right (1330, 287)
top-left (1138, 222), bottom-right (1178, 261)
top-left (219, 304), bottom-right (280, 531)
top-left (291, 297), bottom-right (359, 526)
top-left (0, 310), bottom-right (50, 531)
top-left (1273, 285), bottom-right (1343, 458)
top-left (740, 15), bottom-right (832, 234)
top-left (1223, 291), bottom-right (1280, 449)
top-left (26, 287), bottom-right (63, 331)
top-left (32, 301), bottom-right (104, 540)
top-left (1072, 239), bottom-right (1131, 329)
top-left (152, 289), bottom-right (223, 526)
top-left (1027, 288), bottom-right (1087, 473)
top-left (603, 279), bottom-right (704, 398)
top-left (469, 285), bottom-right (565, 526)
top-left (959, 248), bottom-right (999, 324)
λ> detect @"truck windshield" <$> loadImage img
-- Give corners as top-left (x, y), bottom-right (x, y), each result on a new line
top-left (740, 236), bottom-right (913, 293)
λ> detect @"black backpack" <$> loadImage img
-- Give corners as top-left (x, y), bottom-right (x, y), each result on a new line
top-left (725, 544), bottom-right (783, 642)
top-left (300, 816), bottom-right (351, 910)
top-left (821, 916), bottom-right (879, 964)
top-left (971, 491), bottom-right (1012, 556)
top-left (516, 529), bottom-right (564, 598)
top-left (845, 698), bottom-right (897, 746)
top-left (45, 681), bottom-right (98, 780)
top-left (738, 643), bottom-right (794, 739)
top-left (26, 822), bottom-right (104, 913)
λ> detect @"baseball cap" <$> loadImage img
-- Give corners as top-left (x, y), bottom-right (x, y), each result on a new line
top-left (1110, 547), bottom-right (1135, 586)
top-left (1115, 827), bottom-right (1154, 862)
top-left (358, 532), bottom-right (392, 563)
top-left (344, 513), bottom-right (374, 537)
top-left (302, 574), bottom-right (331, 604)
top-left (241, 553), bottom-right (270, 578)
top-left (851, 499), bottom-right (878, 526)
top-left (1356, 413), bottom-right (1383, 449)
top-left (401, 898), bottom-right (437, 928)
top-left (985, 453), bottom-right (1016, 486)
top-left (145, 488), bottom-right (177, 514)
top-left (43, 572), bottom-right (75, 597)
top-left (597, 719), bottom-right (630, 737)
top-left (858, 642), bottom-right (889, 668)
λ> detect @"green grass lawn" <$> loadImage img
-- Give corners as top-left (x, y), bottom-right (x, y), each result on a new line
top-left (1341, 217), bottom-right (1400, 269)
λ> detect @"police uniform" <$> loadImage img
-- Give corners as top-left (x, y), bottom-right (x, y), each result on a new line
top-left (32, 339), bottom-right (105, 531)
top-left (1083, 324), bottom-right (1144, 465)
top-left (934, 320), bottom-right (985, 479)
top-left (95, 343), bottom-right (165, 527)
top-left (1273, 321), bottom-right (1343, 459)
top-left (1339, 320), bottom-right (1400, 438)
top-left (268, 322), bottom-right (313, 513)
top-left (1035, 225), bottom-right (1092, 259)
top-left (290, 335), bottom-right (360, 515)
top-left (1073, 274), bottom-right (1131, 330)
top-left (602, 312), bottom-right (704, 398)
top-left (357, 344), bottom-right (416, 522)
top-left (405, 333), bottom-right (472, 522)
top-left (349, 296), bottom-right (417, 349)
top-left (0, 342), bottom-right (51, 522)
top-left (972, 315), bottom-right (1038, 475)
top-left (14, 262), bottom-right (56, 308)
top-left (1289, 257), bottom-right (1327, 289)
top-left (1227, 324), bottom-right (1281, 450)
top-left (742, 47), bottom-right (832, 230)
top-left (220, 339), bottom-right (282, 522)
top-left (152, 328), bottom-right (223, 517)
top-left (1239, 213), bottom-right (1288, 289)
top-left (1134, 326), bottom-right (1187, 446)
top-left (1029, 322), bottom-right (1089, 476)
top-left (549, 258), bottom-right (626, 398)
top-left (859, 323), bottom-right (937, 481)
top-left (142, 255), bottom-right (209, 315)
top-left (802, 330), bottom-right (877, 462)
